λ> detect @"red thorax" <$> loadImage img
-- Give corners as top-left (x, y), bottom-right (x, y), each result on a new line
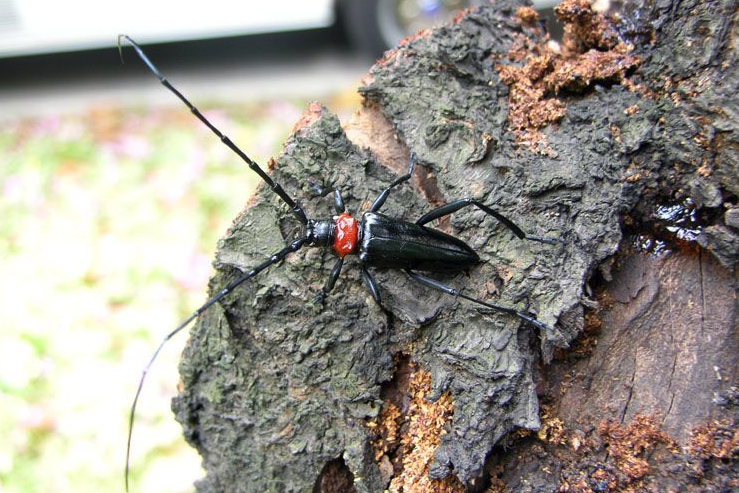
top-left (332, 213), bottom-right (358, 258)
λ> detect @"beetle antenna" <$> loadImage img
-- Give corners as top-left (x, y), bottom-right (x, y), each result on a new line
top-left (125, 237), bottom-right (307, 491)
top-left (117, 35), bottom-right (126, 65)
top-left (117, 34), bottom-right (308, 225)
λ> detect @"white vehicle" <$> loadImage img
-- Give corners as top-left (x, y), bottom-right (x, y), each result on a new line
top-left (0, 0), bottom-right (556, 58)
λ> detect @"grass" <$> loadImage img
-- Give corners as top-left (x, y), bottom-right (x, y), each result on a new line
top-left (0, 93), bottom-right (358, 493)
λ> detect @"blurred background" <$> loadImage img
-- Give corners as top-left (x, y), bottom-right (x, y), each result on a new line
top-left (0, 1), bottom-right (556, 492)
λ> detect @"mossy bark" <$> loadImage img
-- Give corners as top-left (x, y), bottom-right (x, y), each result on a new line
top-left (172, 1), bottom-right (738, 492)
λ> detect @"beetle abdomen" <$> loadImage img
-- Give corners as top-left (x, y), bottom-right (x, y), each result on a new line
top-left (358, 212), bottom-right (479, 271)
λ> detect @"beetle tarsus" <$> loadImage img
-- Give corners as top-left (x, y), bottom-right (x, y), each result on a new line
top-left (524, 234), bottom-right (558, 245)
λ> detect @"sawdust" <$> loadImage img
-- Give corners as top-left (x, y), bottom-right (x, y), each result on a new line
top-left (538, 405), bottom-right (568, 446)
top-left (687, 420), bottom-right (739, 460)
top-left (368, 360), bottom-right (465, 493)
top-left (496, 0), bottom-right (641, 154)
top-left (597, 414), bottom-right (676, 481)
top-left (516, 6), bottom-right (539, 25)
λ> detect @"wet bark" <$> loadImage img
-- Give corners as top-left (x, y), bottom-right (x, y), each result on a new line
top-left (172, 1), bottom-right (738, 492)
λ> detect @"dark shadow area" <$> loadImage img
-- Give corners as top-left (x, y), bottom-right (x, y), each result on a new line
top-left (312, 457), bottom-right (358, 493)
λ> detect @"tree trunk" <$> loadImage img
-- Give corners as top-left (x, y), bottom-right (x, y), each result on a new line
top-left (172, 1), bottom-right (739, 492)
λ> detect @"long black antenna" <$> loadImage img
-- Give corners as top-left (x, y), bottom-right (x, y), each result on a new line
top-left (124, 237), bottom-right (306, 491)
top-left (117, 35), bottom-right (308, 225)
top-left (118, 36), bottom-right (312, 488)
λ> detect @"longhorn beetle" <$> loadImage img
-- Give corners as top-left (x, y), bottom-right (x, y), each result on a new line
top-left (119, 35), bottom-right (557, 491)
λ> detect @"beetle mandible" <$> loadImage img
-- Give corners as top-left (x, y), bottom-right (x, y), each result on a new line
top-left (118, 35), bottom-right (557, 491)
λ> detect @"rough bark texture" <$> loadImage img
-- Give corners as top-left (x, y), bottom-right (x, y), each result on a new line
top-left (171, 1), bottom-right (738, 492)
top-left (489, 249), bottom-right (739, 492)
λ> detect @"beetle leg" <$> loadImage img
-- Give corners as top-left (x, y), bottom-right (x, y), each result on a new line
top-left (405, 269), bottom-right (554, 332)
top-left (361, 265), bottom-right (382, 304)
top-left (314, 257), bottom-right (344, 304)
top-left (306, 180), bottom-right (345, 215)
top-left (370, 153), bottom-right (417, 213)
top-left (306, 177), bottom-right (326, 197)
top-left (333, 189), bottom-right (346, 214)
top-left (415, 198), bottom-right (556, 244)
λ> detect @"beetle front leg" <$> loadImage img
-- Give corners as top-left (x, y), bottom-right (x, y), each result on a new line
top-left (369, 153), bottom-right (417, 213)
top-left (306, 180), bottom-right (346, 215)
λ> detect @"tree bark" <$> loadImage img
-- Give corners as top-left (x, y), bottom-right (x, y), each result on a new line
top-left (172, 1), bottom-right (739, 492)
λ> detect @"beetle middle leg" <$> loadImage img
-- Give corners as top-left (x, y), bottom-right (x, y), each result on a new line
top-left (361, 265), bottom-right (382, 304)
top-left (416, 198), bottom-right (556, 244)
top-left (405, 269), bottom-right (554, 332)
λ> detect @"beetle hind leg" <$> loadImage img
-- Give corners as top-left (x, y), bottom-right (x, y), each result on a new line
top-left (415, 198), bottom-right (556, 244)
top-left (405, 269), bottom-right (554, 332)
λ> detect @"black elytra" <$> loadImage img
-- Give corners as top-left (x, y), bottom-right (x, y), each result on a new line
top-left (118, 35), bottom-right (557, 492)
